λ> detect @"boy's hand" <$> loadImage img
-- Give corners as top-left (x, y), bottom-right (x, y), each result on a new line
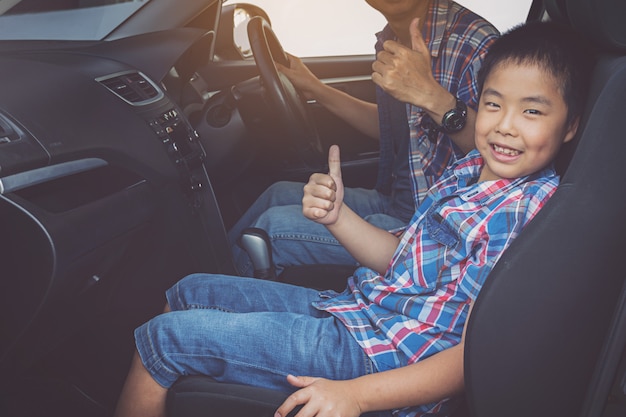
top-left (372, 18), bottom-right (448, 109)
top-left (274, 375), bottom-right (362, 417)
top-left (302, 145), bottom-right (344, 225)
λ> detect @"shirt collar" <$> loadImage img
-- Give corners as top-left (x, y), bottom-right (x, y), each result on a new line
top-left (450, 150), bottom-right (557, 203)
top-left (375, 0), bottom-right (452, 58)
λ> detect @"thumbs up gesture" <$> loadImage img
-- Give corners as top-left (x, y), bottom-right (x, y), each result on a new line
top-left (302, 145), bottom-right (344, 225)
top-left (371, 17), bottom-right (440, 106)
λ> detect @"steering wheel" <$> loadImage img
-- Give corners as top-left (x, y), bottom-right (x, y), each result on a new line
top-left (247, 16), bottom-right (323, 160)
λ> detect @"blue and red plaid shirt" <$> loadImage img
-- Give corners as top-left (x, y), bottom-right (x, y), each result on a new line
top-left (376, 0), bottom-right (500, 222)
top-left (315, 150), bottom-right (559, 416)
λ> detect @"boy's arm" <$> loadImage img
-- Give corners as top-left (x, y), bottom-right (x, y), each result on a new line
top-left (275, 304), bottom-right (473, 417)
top-left (302, 145), bottom-right (399, 273)
top-left (326, 205), bottom-right (399, 274)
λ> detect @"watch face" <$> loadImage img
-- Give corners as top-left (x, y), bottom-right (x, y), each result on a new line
top-left (442, 99), bottom-right (467, 133)
top-left (444, 112), bottom-right (466, 132)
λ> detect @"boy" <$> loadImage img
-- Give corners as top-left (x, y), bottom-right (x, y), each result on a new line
top-left (114, 21), bottom-right (591, 417)
top-left (229, 0), bottom-right (499, 277)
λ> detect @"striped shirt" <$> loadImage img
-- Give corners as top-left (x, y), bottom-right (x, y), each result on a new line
top-left (408, 0), bottom-right (501, 205)
top-left (315, 150), bottom-right (559, 416)
top-left (376, 0), bottom-right (500, 221)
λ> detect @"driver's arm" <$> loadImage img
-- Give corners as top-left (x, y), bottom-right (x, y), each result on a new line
top-left (278, 54), bottom-right (380, 140)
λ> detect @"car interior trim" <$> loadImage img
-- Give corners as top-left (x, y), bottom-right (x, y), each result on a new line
top-left (322, 75), bottom-right (372, 85)
top-left (0, 158), bottom-right (108, 195)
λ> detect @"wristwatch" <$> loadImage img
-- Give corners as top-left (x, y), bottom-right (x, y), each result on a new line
top-left (440, 97), bottom-right (467, 134)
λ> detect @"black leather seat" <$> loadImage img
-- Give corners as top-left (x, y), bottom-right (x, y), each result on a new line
top-left (465, 0), bottom-right (626, 415)
top-left (167, 377), bottom-right (300, 417)
top-left (166, 0), bottom-right (626, 415)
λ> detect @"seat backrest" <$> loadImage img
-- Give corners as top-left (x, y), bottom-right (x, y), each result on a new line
top-left (464, 1), bottom-right (626, 416)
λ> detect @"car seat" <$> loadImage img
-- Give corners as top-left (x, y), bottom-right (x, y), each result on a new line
top-left (465, 0), bottom-right (626, 415)
top-left (165, 0), bottom-right (626, 415)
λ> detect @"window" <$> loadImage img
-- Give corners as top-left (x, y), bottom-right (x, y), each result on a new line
top-left (0, 0), bottom-right (150, 40)
top-left (224, 0), bottom-right (533, 58)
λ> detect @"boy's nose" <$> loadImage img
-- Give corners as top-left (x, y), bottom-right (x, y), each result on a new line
top-left (495, 112), bottom-right (517, 136)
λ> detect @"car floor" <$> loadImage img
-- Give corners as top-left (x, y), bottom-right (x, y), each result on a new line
top-left (1, 313), bottom-right (137, 417)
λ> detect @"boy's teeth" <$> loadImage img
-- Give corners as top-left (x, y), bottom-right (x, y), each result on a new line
top-left (493, 144), bottom-right (520, 156)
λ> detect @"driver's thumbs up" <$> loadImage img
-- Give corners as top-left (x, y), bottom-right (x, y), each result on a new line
top-left (409, 18), bottom-right (427, 54)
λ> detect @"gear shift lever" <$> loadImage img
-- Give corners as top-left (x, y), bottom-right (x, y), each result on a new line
top-left (238, 227), bottom-right (276, 280)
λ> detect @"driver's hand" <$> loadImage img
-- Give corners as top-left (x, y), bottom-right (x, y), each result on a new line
top-left (302, 145), bottom-right (344, 225)
top-left (371, 18), bottom-right (449, 109)
top-left (276, 53), bottom-right (324, 100)
top-left (274, 375), bottom-right (363, 417)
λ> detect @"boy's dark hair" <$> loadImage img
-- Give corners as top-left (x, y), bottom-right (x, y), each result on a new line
top-left (477, 20), bottom-right (593, 126)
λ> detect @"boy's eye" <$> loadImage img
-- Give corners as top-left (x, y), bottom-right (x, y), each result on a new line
top-left (484, 101), bottom-right (500, 109)
top-left (524, 109), bottom-right (542, 115)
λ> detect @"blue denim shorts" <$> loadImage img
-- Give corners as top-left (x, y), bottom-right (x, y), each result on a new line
top-left (134, 273), bottom-right (375, 393)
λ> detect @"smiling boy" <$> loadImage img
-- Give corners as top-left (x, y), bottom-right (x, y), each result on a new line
top-left (228, 0), bottom-right (499, 277)
top-left (114, 21), bottom-right (591, 417)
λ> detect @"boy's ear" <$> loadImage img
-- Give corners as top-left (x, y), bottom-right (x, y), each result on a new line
top-left (563, 116), bottom-right (580, 143)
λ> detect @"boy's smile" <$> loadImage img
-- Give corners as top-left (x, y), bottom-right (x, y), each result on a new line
top-left (492, 144), bottom-right (521, 158)
top-left (475, 61), bottom-right (579, 182)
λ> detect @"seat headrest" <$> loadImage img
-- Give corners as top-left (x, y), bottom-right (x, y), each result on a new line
top-left (566, 0), bottom-right (626, 52)
top-left (544, 0), bottom-right (568, 23)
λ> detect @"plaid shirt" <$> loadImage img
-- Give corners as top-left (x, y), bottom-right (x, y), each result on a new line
top-left (376, 0), bottom-right (499, 219)
top-left (315, 150), bottom-right (559, 416)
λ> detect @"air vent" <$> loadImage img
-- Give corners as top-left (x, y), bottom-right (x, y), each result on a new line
top-left (96, 71), bottom-right (164, 106)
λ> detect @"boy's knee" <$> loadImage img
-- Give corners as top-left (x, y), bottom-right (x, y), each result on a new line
top-left (165, 273), bottom-right (212, 310)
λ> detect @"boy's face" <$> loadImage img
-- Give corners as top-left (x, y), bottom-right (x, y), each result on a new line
top-left (475, 61), bottom-right (579, 182)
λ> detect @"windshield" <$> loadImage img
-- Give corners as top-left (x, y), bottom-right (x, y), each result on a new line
top-left (223, 0), bottom-right (533, 58)
top-left (0, 0), bottom-right (151, 41)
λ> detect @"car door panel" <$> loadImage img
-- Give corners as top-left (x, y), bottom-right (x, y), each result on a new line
top-left (299, 55), bottom-right (380, 189)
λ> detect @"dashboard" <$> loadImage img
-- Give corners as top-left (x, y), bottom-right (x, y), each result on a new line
top-left (0, 27), bottom-right (234, 374)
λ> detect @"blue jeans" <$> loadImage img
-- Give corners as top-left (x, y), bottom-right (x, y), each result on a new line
top-left (228, 181), bottom-right (408, 277)
top-left (134, 274), bottom-right (377, 394)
